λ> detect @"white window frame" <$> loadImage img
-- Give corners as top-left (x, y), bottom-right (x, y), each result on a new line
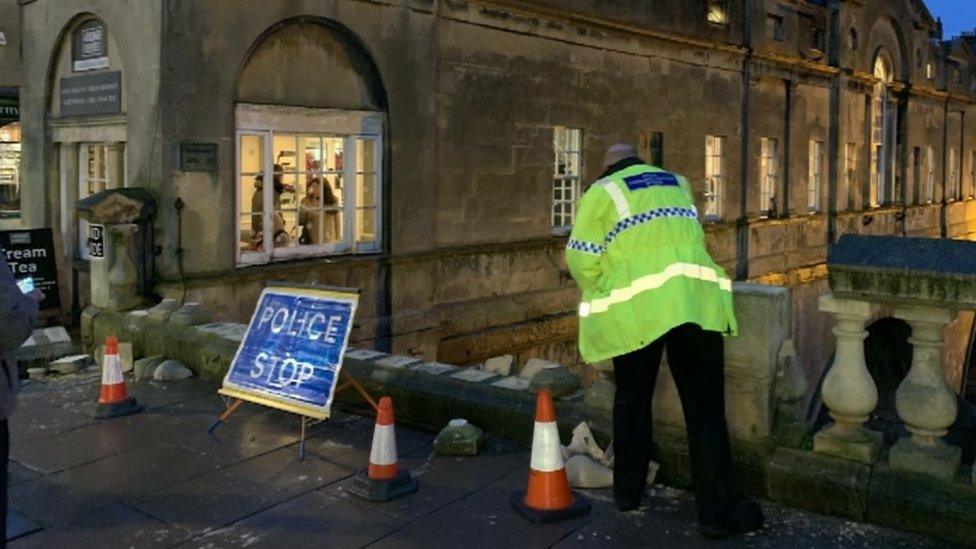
top-left (948, 148), bottom-right (960, 202)
top-left (78, 142), bottom-right (120, 260)
top-left (235, 104), bottom-right (384, 267)
top-left (760, 137), bottom-right (778, 217)
top-left (926, 146), bottom-right (936, 204)
top-left (704, 135), bottom-right (724, 221)
top-left (552, 127), bottom-right (582, 230)
top-left (808, 140), bottom-right (823, 213)
top-left (870, 57), bottom-right (896, 208)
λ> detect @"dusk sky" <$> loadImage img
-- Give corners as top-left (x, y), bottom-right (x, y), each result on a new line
top-left (925, 0), bottom-right (976, 38)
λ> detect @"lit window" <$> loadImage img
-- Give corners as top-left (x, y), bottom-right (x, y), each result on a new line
top-left (870, 56), bottom-right (895, 207)
top-left (552, 127), bottom-right (582, 228)
top-left (927, 62), bottom-right (935, 80)
top-left (949, 148), bottom-right (960, 201)
top-left (707, 1), bottom-right (728, 26)
top-left (926, 146), bottom-right (936, 203)
top-left (704, 135), bottom-right (725, 220)
top-left (760, 137), bottom-right (778, 216)
top-left (0, 120), bottom-right (20, 220)
top-left (809, 140), bottom-right (823, 213)
top-left (236, 114), bottom-right (382, 266)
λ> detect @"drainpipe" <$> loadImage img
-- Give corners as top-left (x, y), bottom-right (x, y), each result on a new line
top-left (781, 79), bottom-right (794, 218)
top-left (736, 0), bottom-right (755, 280)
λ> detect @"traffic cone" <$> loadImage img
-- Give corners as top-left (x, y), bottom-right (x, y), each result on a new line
top-left (348, 396), bottom-right (418, 502)
top-left (511, 389), bottom-right (591, 523)
top-left (89, 336), bottom-right (141, 419)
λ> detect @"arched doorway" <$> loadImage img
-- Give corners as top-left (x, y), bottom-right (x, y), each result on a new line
top-left (234, 19), bottom-right (388, 267)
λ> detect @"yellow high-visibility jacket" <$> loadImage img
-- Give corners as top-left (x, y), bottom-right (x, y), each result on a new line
top-left (565, 162), bottom-right (737, 363)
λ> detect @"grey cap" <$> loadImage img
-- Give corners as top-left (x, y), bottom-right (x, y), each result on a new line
top-left (603, 143), bottom-right (639, 169)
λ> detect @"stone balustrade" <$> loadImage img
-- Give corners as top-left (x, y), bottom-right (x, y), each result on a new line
top-left (816, 235), bottom-right (976, 481)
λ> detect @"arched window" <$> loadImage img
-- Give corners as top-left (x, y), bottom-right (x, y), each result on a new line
top-left (870, 55), bottom-right (896, 207)
top-left (235, 20), bottom-right (386, 266)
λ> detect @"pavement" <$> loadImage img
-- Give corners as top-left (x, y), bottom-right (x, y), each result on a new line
top-left (5, 371), bottom-right (956, 548)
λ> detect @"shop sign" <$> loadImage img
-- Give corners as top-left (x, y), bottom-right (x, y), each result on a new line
top-left (219, 285), bottom-right (359, 420)
top-left (72, 20), bottom-right (109, 72)
top-left (0, 229), bottom-right (62, 311)
top-left (87, 224), bottom-right (105, 260)
top-left (0, 96), bottom-right (16, 126)
top-left (178, 142), bottom-right (218, 172)
top-left (59, 71), bottom-right (121, 117)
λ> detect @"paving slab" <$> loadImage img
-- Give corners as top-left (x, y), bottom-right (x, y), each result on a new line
top-left (131, 444), bottom-right (355, 533)
top-left (327, 437), bottom-right (526, 521)
top-left (553, 485), bottom-right (954, 549)
top-left (180, 490), bottom-right (405, 548)
top-left (8, 503), bottom-right (190, 549)
top-left (304, 420), bottom-right (434, 473)
top-left (370, 497), bottom-right (607, 549)
top-left (8, 460), bottom-right (42, 487)
top-left (6, 511), bottom-right (42, 543)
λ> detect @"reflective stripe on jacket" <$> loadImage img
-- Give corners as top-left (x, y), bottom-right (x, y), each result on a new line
top-left (565, 163), bottom-right (737, 363)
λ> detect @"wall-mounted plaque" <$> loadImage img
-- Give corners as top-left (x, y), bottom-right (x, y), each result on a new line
top-left (72, 20), bottom-right (109, 72)
top-left (59, 71), bottom-right (121, 117)
top-left (179, 143), bottom-right (219, 172)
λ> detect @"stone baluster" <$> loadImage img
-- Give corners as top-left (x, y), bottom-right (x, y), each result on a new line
top-left (889, 306), bottom-right (961, 480)
top-left (813, 295), bottom-right (883, 463)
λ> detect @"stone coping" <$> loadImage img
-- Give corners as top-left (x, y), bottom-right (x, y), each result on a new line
top-left (79, 304), bottom-right (976, 546)
top-left (829, 234), bottom-right (976, 309)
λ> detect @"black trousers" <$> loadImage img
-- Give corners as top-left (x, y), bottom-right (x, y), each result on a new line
top-left (612, 323), bottom-right (738, 523)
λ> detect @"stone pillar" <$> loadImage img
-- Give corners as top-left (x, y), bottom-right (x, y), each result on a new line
top-left (813, 295), bottom-right (882, 463)
top-left (91, 223), bottom-right (143, 312)
top-left (889, 306), bottom-right (961, 480)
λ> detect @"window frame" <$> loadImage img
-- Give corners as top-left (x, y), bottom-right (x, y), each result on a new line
top-left (926, 146), bottom-right (936, 204)
top-left (949, 147), bottom-right (960, 202)
top-left (706, 0), bottom-right (729, 27)
top-left (808, 139), bottom-right (823, 213)
top-left (704, 135), bottom-right (725, 221)
top-left (969, 150), bottom-right (976, 199)
top-left (78, 142), bottom-right (120, 260)
top-left (844, 143), bottom-right (857, 212)
top-left (552, 126), bottom-right (582, 230)
top-left (234, 104), bottom-right (384, 267)
top-left (760, 137), bottom-right (778, 217)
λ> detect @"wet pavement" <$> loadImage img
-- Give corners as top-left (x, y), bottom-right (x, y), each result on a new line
top-left (6, 371), bottom-right (955, 548)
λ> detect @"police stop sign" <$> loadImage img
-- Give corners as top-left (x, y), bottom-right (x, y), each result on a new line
top-left (219, 285), bottom-right (359, 419)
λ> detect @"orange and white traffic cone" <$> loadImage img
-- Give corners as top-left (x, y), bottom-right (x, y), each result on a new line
top-left (90, 336), bottom-right (141, 419)
top-left (348, 396), bottom-right (418, 501)
top-left (511, 388), bottom-right (591, 523)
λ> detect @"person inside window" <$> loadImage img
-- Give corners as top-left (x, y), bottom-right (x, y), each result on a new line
top-left (250, 165), bottom-right (294, 250)
top-left (299, 177), bottom-right (341, 245)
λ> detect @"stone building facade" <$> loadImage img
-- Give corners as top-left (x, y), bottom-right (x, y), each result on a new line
top-left (15, 0), bottom-right (976, 388)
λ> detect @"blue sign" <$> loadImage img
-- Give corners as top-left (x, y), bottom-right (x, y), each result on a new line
top-left (220, 286), bottom-right (359, 419)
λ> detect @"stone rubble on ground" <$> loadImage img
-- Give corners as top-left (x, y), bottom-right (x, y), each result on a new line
top-left (450, 368), bottom-right (498, 383)
top-left (26, 367), bottom-right (47, 380)
top-left (566, 454), bottom-right (614, 488)
top-left (480, 355), bottom-right (513, 377)
top-left (434, 419), bottom-right (486, 456)
top-left (153, 359), bottom-right (194, 381)
top-left (147, 298), bottom-right (180, 321)
top-left (47, 354), bottom-right (94, 375)
top-left (375, 355), bottom-right (421, 369)
top-left (518, 358), bottom-right (561, 380)
top-left (560, 421), bottom-right (655, 489)
top-left (134, 355), bottom-right (166, 381)
top-left (529, 364), bottom-right (579, 397)
top-left (565, 421), bottom-right (605, 462)
top-left (490, 376), bottom-right (530, 391)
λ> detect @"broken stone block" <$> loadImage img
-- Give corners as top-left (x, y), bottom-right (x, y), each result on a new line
top-left (134, 355), bottom-right (166, 380)
top-left (409, 362), bottom-right (460, 376)
top-left (169, 303), bottom-right (211, 326)
top-left (148, 298), bottom-right (180, 321)
top-left (490, 376), bottom-right (530, 391)
top-left (94, 342), bottom-right (134, 373)
top-left (43, 327), bottom-right (72, 344)
top-left (566, 455), bottom-right (613, 488)
top-left (27, 367), bottom-right (47, 380)
top-left (566, 422), bottom-right (605, 462)
top-left (519, 358), bottom-right (562, 380)
top-left (153, 359), bottom-right (193, 381)
top-left (482, 355), bottom-right (513, 377)
top-left (8, 327), bottom-right (75, 373)
top-left (48, 355), bottom-right (94, 375)
top-left (375, 355), bottom-right (421, 369)
top-left (434, 419), bottom-right (486, 456)
top-left (450, 369), bottom-right (498, 384)
top-left (529, 365), bottom-right (580, 398)
top-left (345, 349), bottom-right (387, 361)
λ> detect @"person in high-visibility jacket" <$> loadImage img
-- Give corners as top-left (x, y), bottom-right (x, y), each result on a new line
top-left (566, 144), bottom-right (763, 539)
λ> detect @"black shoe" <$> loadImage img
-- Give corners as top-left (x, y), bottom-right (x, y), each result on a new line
top-left (700, 501), bottom-right (764, 539)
